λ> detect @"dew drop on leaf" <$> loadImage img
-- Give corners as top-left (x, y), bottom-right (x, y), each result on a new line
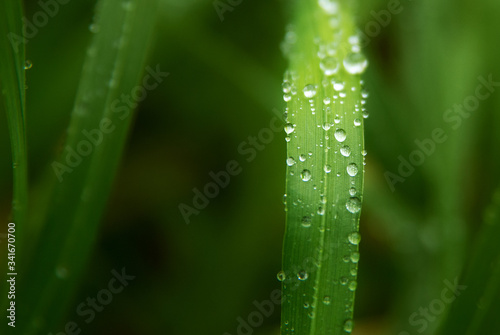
top-left (343, 52), bottom-right (368, 75)
top-left (303, 84), bottom-right (317, 98)
top-left (297, 270), bottom-right (309, 281)
top-left (346, 163), bottom-right (358, 176)
top-left (301, 169), bottom-right (312, 181)
top-left (346, 197), bottom-right (361, 214)
top-left (334, 129), bottom-right (346, 142)
top-left (348, 232), bottom-right (361, 245)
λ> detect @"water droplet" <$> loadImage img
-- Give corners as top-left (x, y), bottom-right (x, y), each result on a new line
top-left (317, 207), bottom-right (325, 215)
top-left (285, 136), bottom-right (291, 142)
top-left (323, 97), bottom-right (331, 105)
top-left (349, 187), bottom-right (356, 196)
top-left (297, 270), bottom-right (309, 281)
top-left (24, 60), bottom-right (32, 70)
top-left (303, 84), bottom-right (317, 98)
top-left (333, 81), bottom-right (345, 91)
top-left (318, 0), bottom-right (339, 14)
top-left (340, 276), bottom-right (349, 285)
top-left (343, 319), bottom-right (354, 333)
top-left (346, 163), bottom-right (358, 177)
top-left (349, 281), bottom-right (357, 291)
top-left (350, 252), bottom-right (360, 263)
top-left (320, 56), bottom-right (339, 76)
top-left (301, 169), bottom-right (312, 182)
top-left (277, 271), bottom-right (286, 282)
top-left (282, 81), bottom-right (292, 93)
top-left (362, 110), bottom-right (369, 118)
top-left (304, 302), bottom-right (310, 308)
top-left (343, 52), bottom-right (368, 75)
top-left (299, 154), bottom-right (306, 162)
top-left (339, 92), bottom-right (347, 98)
top-left (283, 94), bottom-right (292, 102)
top-left (55, 266), bottom-right (68, 279)
top-left (334, 129), bottom-right (346, 142)
top-left (361, 88), bottom-right (369, 98)
top-left (353, 118), bottom-right (361, 126)
top-left (324, 165), bottom-right (332, 173)
top-left (89, 23), bottom-right (100, 33)
top-left (301, 216), bottom-right (312, 227)
top-left (286, 157), bottom-right (296, 166)
top-left (348, 232), bottom-right (361, 245)
top-left (346, 197), bottom-right (361, 213)
top-left (323, 296), bottom-right (331, 305)
top-left (340, 146), bottom-right (351, 157)
top-left (284, 123), bottom-right (295, 134)
top-left (361, 149), bottom-right (367, 156)
top-left (322, 122), bottom-right (331, 131)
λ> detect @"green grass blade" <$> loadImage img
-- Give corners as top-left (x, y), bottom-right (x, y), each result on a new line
top-left (281, 1), bottom-right (366, 334)
top-left (0, 0), bottom-right (28, 240)
top-left (438, 188), bottom-right (500, 335)
top-left (17, 0), bottom-right (160, 333)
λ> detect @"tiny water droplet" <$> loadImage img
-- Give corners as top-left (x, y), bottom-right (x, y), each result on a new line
top-left (323, 97), bottom-right (331, 105)
top-left (351, 252), bottom-right (360, 263)
top-left (287, 157), bottom-right (296, 166)
top-left (317, 206), bottom-right (325, 215)
top-left (340, 276), bottom-right (349, 285)
top-left (283, 94), bottom-right (292, 102)
top-left (343, 52), bottom-right (368, 75)
top-left (320, 56), bottom-right (339, 76)
top-left (333, 81), bottom-right (345, 91)
top-left (304, 302), bottom-right (310, 308)
top-left (282, 81), bottom-right (292, 93)
top-left (349, 281), bottom-right (357, 291)
top-left (55, 266), bottom-right (68, 279)
top-left (354, 118), bottom-right (361, 126)
top-left (343, 319), bottom-right (354, 333)
top-left (322, 122), bottom-right (331, 131)
top-left (301, 169), bottom-right (312, 182)
top-left (297, 270), bottom-right (309, 281)
top-left (301, 216), bottom-right (312, 227)
top-left (299, 154), bottom-right (306, 162)
top-left (361, 88), bottom-right (369, 98)
top-left (324, 165), bottom-right (332, 173)
top-left (24, 60), bottom-right (32, 70)
top-left (346, 163), bottom-right (358, 177)
top-left (303, 84), bottom-right (317, 98)
top-left (348, 232), bottom-right (361, 245)
top-left (277, 271), bottom-right (286, 282)
top-left (340, 146), bottom-right (351, 157)
top-left (349, 187), bottom-right (356, 196)
top-left (323, 296), bottom-right (331, 305)
top-left (334, 129), bottom-right (346, 142)
top-left (361, 149), bottom-right (367, 156)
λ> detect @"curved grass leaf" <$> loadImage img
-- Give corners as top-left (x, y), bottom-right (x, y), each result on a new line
top-left (16, 0), bottom-right (160, 333)
top-left (0, 0), bottom-right (28, 244)
top-left (438, 188), bottom-right (500, 334)
top-left (281, 1), bottom-right (367, 334)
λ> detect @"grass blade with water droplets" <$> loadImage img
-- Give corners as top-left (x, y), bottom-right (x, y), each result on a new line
top-left (281, 1), bottom-right (366, 334)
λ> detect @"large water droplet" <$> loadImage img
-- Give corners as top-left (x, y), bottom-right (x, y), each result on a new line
top-left (346, 163), bottom-right (358, 177)
top-left (348, 232), bottom-right (361, 245)
top-left (320, 56), bottom-right (339, 76)
top-left (343, 52), bottom-right (368, 75)
top-left (301, 169), bottom-right (312, 182)
top-left (303, 84), bottom-right (317, 98)
top-left (346, 197), bottom-right (361, 213)
top-left (340, 145), bottom-right (351, 157)
top-left (334, 129), bottom-right (346, 142)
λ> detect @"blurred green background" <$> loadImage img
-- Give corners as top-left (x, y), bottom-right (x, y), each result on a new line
top-left (1, 0), bottom-right (500, 334)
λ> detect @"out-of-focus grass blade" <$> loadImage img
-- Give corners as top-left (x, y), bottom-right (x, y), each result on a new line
top-left (438, 188), bottom-right (500, 334)
top-left (281, 1), bottom-right (366, 334)
top-left (0, 0), bottom-right (28, 240)
top-left (17, 0), bottom-right (160, 333)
